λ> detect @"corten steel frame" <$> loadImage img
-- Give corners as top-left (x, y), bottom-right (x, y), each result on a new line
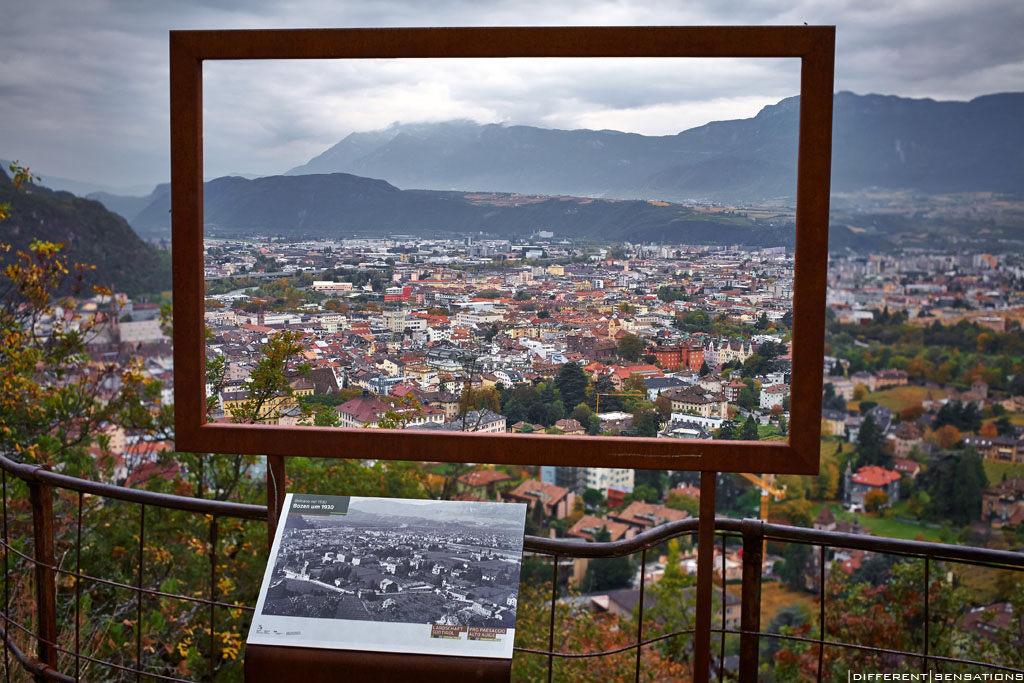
top-left (170, 26), bottom-right (835, 476)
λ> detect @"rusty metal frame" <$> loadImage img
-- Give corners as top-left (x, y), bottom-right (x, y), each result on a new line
top-left (170, 26), bottom-right (833, 474)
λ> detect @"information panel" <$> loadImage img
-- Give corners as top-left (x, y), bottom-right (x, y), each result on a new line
top-left (248, 493), bottom-right (527, 659)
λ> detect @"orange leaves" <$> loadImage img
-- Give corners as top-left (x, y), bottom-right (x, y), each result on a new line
top-left (216, 575), bottom-right (236, 596)
top-left (186, 536), bottom-right (209, 556)
top-left (217, 629), bottom-right (243, 660)
top-left (172, 478), bottom-right (193, 497)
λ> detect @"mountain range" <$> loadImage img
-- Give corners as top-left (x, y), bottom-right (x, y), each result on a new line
top-left (109, 91), bottom-right (1024, 245)
top-left (286, 91), bottom-right (1024, 203)
top-left (8, 91), bottom-right (1021, 274)
top-left (129, 172), bottom-right (787, 245)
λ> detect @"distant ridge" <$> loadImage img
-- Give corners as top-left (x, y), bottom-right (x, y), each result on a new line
top-left (128, 171), bottom-right (786, 246)
top-left (287, 92), bottom-right (1024, 204)
top-left (0, 168), bottom-right (170, 296)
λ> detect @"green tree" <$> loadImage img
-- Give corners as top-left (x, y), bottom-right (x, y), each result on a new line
top-left (632, 408), bottom-right (660, 437)
top-left (996, 415), bottom-right (1015, 436)
top-left (617, 333), bottom-right (644, 362)
top-left (634, 468), bottom-right (668, 499)
top-left (740, 415), bottom-right (759, 441)
top-left (582, 526), bottom-right (633, 591)
top-left (591, 374), bottom-right (620, 411)
top-left (0, 162), bottom-right (166, 472)
top-left (856, 414), bottom-right (889, 468)
top-left (309, 403), bottom-right (342, 427)
top-left (665, 493), bottom-right (700, 516)
top-left (775, 559), bottom-right (974, 677)
top-left (736, 386), bottom-right (758, 410)
top-left (643, 538), bottom-right (697, 665)
top-left (761, 603), bottom-right (811, 665)
top-left (569, 401), bottom-right (594, 426)
top-left (822, 383), bottom-right (848, 412)
top-left (582, 488), bottom-right (605, 509)
top-left (921, 451), bottom-right (985, 525)
top-left (864, 488), bottom-right (889, 512)
top-left (775, 542), bottom-right (811, 591)
top-left (231, 330), bottom-right (308, 424)
top-left (716, 421), bottom-right (737, 440)
top-left (554, 361), bottom-right (589, 410)
top-left (631, 483), bottom-right (660, 504)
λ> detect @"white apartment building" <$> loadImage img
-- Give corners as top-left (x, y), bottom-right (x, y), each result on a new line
top-left (582, 467), bottom-right (635, 493)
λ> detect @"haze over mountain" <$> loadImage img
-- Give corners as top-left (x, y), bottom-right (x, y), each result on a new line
top-left (0, 159), bottom-right (154, 199)
top-left (93, 183), bottom-right (170, 241)
top-left (287, 92), bottom-right (1024, 204)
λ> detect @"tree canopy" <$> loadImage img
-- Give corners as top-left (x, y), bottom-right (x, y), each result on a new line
top-left (554, 361), bottom-right (588, 410)
top-left (617, 333), bottom-right (644, 362)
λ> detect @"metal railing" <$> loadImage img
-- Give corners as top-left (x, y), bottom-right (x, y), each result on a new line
top-left (3, 452), bottom-right (1023, 681)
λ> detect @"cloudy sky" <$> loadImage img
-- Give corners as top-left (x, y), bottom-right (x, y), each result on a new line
top-left (2, 0), bottom-right (1021, 191)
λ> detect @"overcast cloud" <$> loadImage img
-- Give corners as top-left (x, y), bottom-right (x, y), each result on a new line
top-left (1, 0), bottom-right (1021, 190)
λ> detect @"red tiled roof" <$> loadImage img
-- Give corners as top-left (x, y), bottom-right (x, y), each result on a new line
top-left (612, 501), bottom-right (689, 528)
top-left (892, 458), bottom-right (920, 474)
top-left (669, 484), bottom-right (700, 499)
top-left (507, 479), bottom-right (569, 505)
top-left (852, 465), bottom-right (901, 487)
top-left (334, 395), bottom-right (390, 423)
top-left (457, 469), bottom-right (512, 487)
top-left (567, 515), bottom-right (631, 542)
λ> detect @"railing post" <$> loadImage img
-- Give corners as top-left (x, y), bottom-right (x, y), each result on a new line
top-left (266, 455), bottom-right (286, 551)
top-left (693, 471), bottom-right (718, 682)
top-left (739, 518), bottom-right (764, 682)
top-left (27, 480), bottom-right (56, 677)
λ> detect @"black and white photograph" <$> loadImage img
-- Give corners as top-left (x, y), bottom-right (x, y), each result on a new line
top-left (248, 493), bottom-right (527, 658)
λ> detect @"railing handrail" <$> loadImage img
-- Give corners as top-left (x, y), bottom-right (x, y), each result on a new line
top-left (524, 515), bottom-right (1024, 568)
top-left (4, 452), bottom-right (1024, 681)
top-left (0, 453), bottom-right (266, 520)
top-left (2, 451), bottom-right (1016, 567)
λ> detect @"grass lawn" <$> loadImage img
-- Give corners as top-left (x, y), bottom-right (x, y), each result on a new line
top-left (849, 385), bottom-right (948, 414)
top-left (823, 503), bottom-right (947, 542)
top-left (820, 438), bottom-right (854, 459)
top-left (983, 412), bottom-right (1024, 427)
top-left (751, 580), bottom-right (817, 627)
top-left (794, 501), bottom-right (947, 542)
top-left (983, 459), bottom-right (1024, 488)
top-left (856, 515), bottom-right (947, 542)
top-left (758, 425), bottom-right (784, 439)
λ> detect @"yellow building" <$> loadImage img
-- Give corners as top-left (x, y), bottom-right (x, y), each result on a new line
top-left (220, 389), bottom-right (298, 424)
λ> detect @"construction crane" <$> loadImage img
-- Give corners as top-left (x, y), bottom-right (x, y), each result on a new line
top-left (737, 472), bottom-right (786, 572)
